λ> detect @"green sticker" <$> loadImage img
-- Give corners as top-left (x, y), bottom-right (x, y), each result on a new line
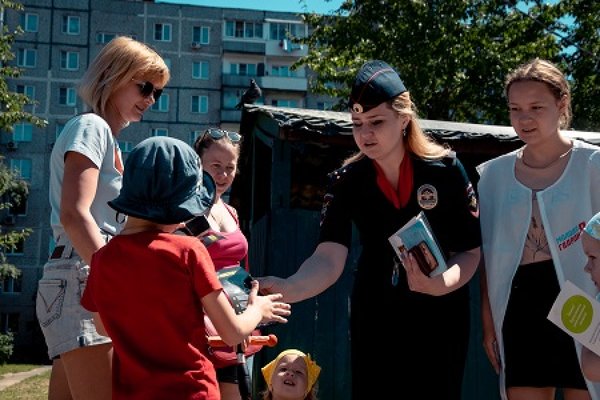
top-left (561, 295), bottom-right (594, 334)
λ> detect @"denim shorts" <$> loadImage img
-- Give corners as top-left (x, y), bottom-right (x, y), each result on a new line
top-left (36, 249), bottom-right (111, 359)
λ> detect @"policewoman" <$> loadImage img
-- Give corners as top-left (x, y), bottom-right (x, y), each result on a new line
top-left (257, 60), bottom-right (482, 399)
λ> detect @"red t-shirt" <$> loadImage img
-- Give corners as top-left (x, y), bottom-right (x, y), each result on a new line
top-left (82, 231), bottom-right (222, 400)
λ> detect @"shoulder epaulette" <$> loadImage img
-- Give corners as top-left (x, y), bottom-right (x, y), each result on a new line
top-left (327, 164), bottom-right (353, 185)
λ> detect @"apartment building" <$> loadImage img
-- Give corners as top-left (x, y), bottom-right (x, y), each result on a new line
top-left (0, 0), bottom-right (331, 359)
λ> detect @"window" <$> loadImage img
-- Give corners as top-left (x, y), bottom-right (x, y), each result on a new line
top-left (60, 51), bottom-right (79, 71)
top-left (191, 95), bottom-right (208, 113)
top-left (10, 159), bottom-right (32, 181)
top-left (317, 101), bottom-right (334, 111)
top-left (150, 93), bottom-right (169, 112)
top-left (224, 20), bottom-right (263, 39)
top-left (154, 23), bottom-right (172, 42)
top-left (193, 26), bottom-right (210, 45)
top-left (8, 189), bottom-right (27, 216)
top-left (17, 49), bottom-right (36, 68)
top-left (118, 141), bottom-right (134, 153)
top-left (0, 313), bottom-right (19, 334)
top-left (271, 65), bottom-right (296, 78)
top-left (21, 13), bottom-right (38, 32)
top-left (96, 32), bottom-right (116, 44)
top-left (190, 130), bottom-right (203, 145)
top-left (271, 99), bottom-right (298, 108)
top-left (192, 61), bottom-right (209, 80)
top-left (224, 89), bottom-right (244, 109)
top-left (13, 123), bottom-right (33, 142)
top-left (59, 87), bottom-right (77, 106)
top-left (16, 85), bottom-right (35, 100)
top-left (2, 276), bottom-right (22, 294)
top-left (62, 16), bottom-right (80, 35)
top-left (269, 22), bottom-right (306, 41)
top-left (151, 128), bottom-right (169, 137)
top-left (5, 237), bottom-right (25, 255)
top-left (230, 63), bottom-right (257, 76)
top-left (55, 123), bottom-right (65, 139)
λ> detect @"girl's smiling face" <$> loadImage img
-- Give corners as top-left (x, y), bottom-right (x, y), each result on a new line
top-left (270, 354), bottom-right (309, 400)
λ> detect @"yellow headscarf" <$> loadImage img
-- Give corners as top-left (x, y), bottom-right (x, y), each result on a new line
top-left (261, 349), bottom-right (321, 397)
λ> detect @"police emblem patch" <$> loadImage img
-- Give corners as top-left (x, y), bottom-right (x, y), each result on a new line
top-left (417, 184), bottom-right (438, 210)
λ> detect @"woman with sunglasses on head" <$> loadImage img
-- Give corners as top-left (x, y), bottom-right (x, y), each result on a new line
top-left (188, 128), bottom-right (251, 400)
top-left (35, 36), bottom-right (169, 400)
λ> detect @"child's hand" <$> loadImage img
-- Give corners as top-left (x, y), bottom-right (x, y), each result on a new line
top-left (247, 280), bottom-right (291, 325)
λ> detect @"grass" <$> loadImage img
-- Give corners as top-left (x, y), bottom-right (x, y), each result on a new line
top-left (0, 370), bottom-right (50, 400)
top-left (0, 364), bottom-right (44, 375)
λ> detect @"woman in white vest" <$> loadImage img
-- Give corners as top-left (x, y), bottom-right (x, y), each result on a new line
top-left (478, 58), bottom-right (600, 400)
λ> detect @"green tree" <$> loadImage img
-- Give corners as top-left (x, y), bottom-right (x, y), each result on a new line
top-left (562, 0), bottom-right (600, 131)
top-left (297, 0), bottom-right (566, 125)
top-left (0, 0), bottom-right (47, 359)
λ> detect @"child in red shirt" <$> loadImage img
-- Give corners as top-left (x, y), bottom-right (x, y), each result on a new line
top-left (81, 136), bottom-right (290, 400)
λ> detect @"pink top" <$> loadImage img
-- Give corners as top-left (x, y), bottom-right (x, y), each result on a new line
top-left (201, 203), bottom-right (249, 271)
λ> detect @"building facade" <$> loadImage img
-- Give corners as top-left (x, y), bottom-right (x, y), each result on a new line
top-left (0, 0), bottom-right (330, 359)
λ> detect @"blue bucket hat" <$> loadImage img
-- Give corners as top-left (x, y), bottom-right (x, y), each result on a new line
top-left (109, 136), bottom-right (216, 224)
top-left (348, 60), bottom-right (407, 113)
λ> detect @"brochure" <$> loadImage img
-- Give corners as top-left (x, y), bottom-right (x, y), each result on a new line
top-left (548, 280), bottom-right (600, 357)
top-left (388, 211), bottom-right (447, 277)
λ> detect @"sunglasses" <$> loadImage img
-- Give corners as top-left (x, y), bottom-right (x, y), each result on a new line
top-left (132, 80), bottom-right (163, 102)
top-left (202, 128), bottom-right (242, 143)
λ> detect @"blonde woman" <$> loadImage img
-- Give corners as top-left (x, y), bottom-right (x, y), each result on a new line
top-left (258, 60), bottom-right (481, 399)
top-left (36, 36), bottom-right (169, 399)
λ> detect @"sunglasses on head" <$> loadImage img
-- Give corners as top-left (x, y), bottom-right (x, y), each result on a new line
top-left (132, 79), bottom-right (163, 102)
top-left (203, 128), bottom-right (242, 143)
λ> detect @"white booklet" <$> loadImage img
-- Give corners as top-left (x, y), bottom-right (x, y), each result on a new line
top-left (388, 211), bottom-right (447, 277)
top-left (548, 280), bottom-right (600, 356)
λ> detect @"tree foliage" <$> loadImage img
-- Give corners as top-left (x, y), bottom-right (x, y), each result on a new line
top-left (562, 0), bottom-right (600, 131)
top-left (295, 0), bottom-right (580, 126)
top-left (0, 0), bottom-right (46, 281)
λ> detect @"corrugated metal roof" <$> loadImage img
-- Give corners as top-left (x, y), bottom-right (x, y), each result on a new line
top-left (243, 104), bottom-right (600, 145)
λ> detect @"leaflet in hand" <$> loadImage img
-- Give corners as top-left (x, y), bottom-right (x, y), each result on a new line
top-left (548, 280), bottom-right (600, 357)
top-left (388, 211), bottom-right (447, 277)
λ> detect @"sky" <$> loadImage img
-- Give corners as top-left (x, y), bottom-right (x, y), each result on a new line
top-left (156, 0), bottom-right (345, 14)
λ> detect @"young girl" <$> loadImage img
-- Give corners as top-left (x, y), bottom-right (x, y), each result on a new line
top-left (260, 349), bottom-right (321, 400)
top-left (582, 212), bottom-right (600, 382)
top-left (478, 58), bottom-right (600, 399)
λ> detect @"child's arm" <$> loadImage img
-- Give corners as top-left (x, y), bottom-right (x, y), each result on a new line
top-left (202, 280), bottom-right (290, 346)
top-left (582, 347), bottom-right (600, 381)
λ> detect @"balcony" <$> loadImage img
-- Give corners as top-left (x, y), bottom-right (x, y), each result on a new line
top-left (223, 40), bottom-right (266, 54)
top-left (258, 76), bottom-right (307, 92)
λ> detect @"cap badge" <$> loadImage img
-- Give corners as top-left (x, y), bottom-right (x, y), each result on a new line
top-left (351, 103), bottom-right (364, 113)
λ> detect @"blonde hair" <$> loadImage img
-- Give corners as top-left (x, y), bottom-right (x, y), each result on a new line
top-left (78, 36), bottom-right (170, 116)
top-left (344, 91), bottom-right (450, 166)
top-left (505, 58), bottom-right (572, 129)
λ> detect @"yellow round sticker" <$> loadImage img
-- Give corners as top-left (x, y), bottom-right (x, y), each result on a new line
top-left (561, 295), bottom-right (594, 334)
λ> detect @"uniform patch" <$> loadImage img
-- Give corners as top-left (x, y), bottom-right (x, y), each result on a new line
top-left (466, 183), bottom-right (479, 218)
top-left (320, 193), bottom-right (334, 226)
top-left (417, 184), bottom-right (438, 210)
